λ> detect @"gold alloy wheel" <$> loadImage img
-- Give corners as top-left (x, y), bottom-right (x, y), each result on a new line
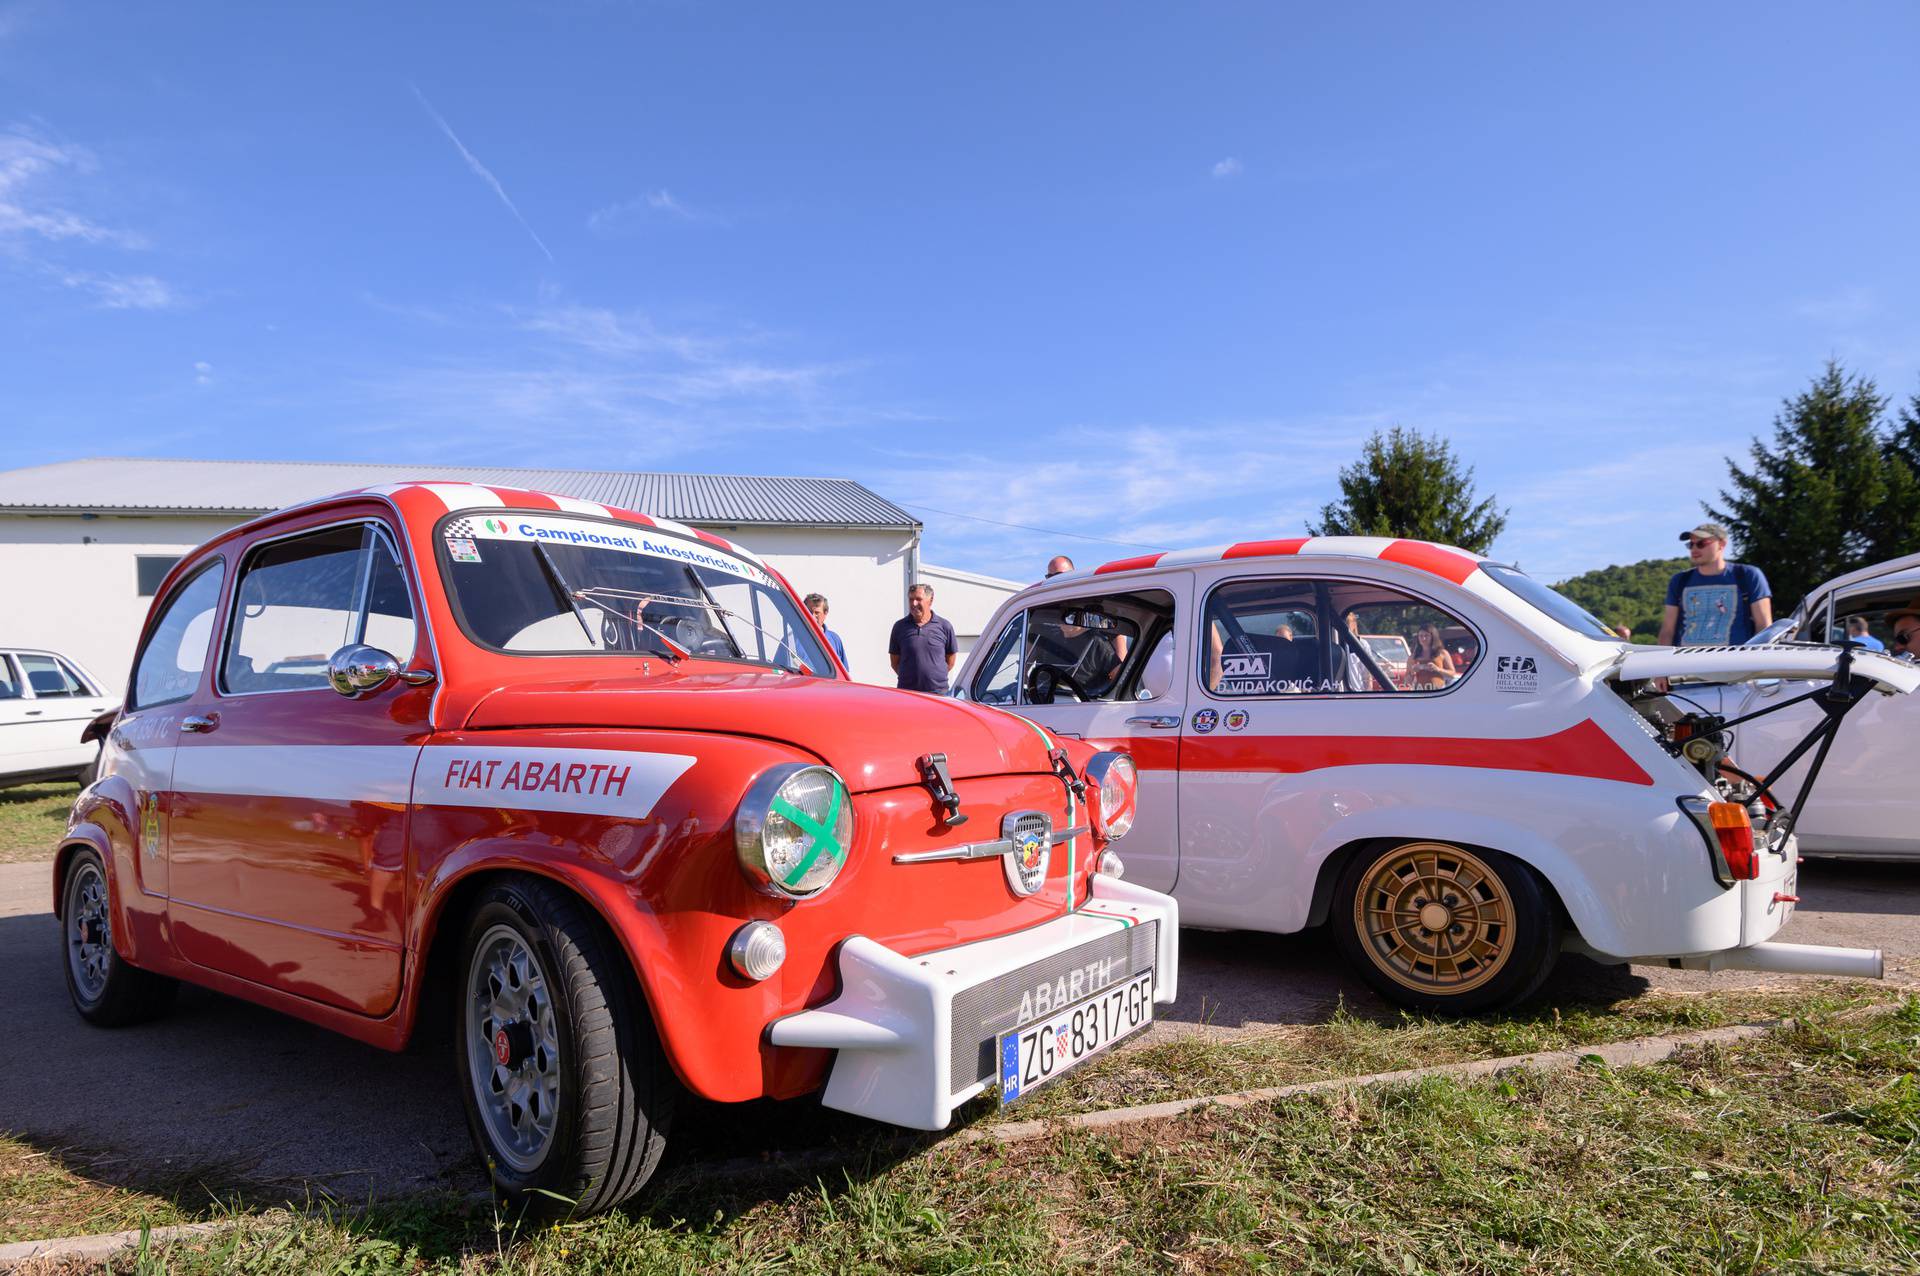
top-left (1353, 842), bottom-right (1515, 995)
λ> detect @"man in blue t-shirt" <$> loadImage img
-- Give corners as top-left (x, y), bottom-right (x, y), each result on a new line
top-left (1658, 522), bottom-right (1773, 647)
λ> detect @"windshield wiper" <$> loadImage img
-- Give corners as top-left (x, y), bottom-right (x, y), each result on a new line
top-left (570, 586), bottom-right (811, 674)
top-left (534, 550), bottom-right (686, 661)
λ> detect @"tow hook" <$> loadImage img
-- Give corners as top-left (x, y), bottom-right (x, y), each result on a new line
top-left (1772, 892), bottom-right (1800, 905)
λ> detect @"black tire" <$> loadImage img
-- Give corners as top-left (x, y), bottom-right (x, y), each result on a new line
top-left (454, 877), bottom-right (675, 1218)
top-left (61, 848), bottom-right (177, 1027)
top-left (1332, 840), bottom-right (1561, 1015)
top-left (77, 743), bottom-right (103, 788)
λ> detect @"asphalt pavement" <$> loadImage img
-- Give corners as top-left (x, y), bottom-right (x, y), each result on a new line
top-left (6, 857), bottom-right (1917, 1203)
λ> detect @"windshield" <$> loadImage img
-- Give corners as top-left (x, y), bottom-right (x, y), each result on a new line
top-left (437, 512), bottom-right (833, 675)
top-left (1478, 563), bottom-right (1624, 643)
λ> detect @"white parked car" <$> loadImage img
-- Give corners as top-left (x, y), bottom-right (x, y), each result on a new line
top-left (0, 648), bottom-right (117, 789)
top-left (1673, 552), bottom-right (1920, 859)
top-left (956, 536), bottom-right (1917, 1011)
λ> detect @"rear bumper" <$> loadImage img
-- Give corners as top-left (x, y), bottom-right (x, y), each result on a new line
top-left (767, 874), bottom-right (1178, 1129)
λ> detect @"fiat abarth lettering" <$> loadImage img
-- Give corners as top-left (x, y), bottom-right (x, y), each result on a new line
top-left (52, 482), bottom-right (1177, 1215)
top-left (958, 535), bottom-right (1914, 1014)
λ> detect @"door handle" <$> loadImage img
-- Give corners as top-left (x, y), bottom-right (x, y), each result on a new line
top-left (181, 713), bottom-right (220, 733)
top-left (1125, 715), bottom-right (1181, 729)
top-left (24, 709), bottom-right (42, 716)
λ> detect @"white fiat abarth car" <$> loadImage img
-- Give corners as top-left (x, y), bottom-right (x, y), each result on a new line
top-left (956, 536), bottom-right (1919, 1012)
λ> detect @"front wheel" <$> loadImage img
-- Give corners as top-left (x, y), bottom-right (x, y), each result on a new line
top-left (454, 877), bottom-right (675, 1217)
top-left (1333, 841), bottom-right (1560, 1015)
top-left (61, 848), bottom-right (176, 1026)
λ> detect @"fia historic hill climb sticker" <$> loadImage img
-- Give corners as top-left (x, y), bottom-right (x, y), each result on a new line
top-left (1494, 655), bottom-right (1539, 694)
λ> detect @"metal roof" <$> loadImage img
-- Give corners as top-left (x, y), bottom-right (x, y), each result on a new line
top-left (0, 458), bottom-right (919, 529)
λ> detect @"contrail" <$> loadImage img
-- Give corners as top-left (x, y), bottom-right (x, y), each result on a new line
top-left (409, 83), bottom-right (553, 263)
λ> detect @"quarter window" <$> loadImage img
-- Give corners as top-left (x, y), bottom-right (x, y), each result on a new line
top-left (131, 561), bottom-right (226, 709)
top-left (0, 655), bottom-right (19, 700)
top-left (222, 524), bottom-right (418, 694)
top-left (1202, 577), bottom-right (1478, 697)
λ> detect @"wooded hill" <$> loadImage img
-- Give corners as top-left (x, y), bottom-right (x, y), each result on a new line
top-left (1553, 558), bottom-right (1686, 642)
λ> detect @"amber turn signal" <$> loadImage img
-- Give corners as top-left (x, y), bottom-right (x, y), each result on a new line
top-left (1708, 801), bottom-right (1757, 881)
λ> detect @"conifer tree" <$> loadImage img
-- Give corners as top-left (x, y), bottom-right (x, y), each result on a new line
top-left (1309, 426), bottom-right (1508, 553)
top-left (1710, 362), bottom-right (1890, 607)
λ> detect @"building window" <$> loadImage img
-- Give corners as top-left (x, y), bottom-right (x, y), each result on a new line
top-left (136, 555), bottom-right (183, 597)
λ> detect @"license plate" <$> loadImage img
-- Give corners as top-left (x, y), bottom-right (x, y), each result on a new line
top-left (998, 970), bottom-right (1154, 1104)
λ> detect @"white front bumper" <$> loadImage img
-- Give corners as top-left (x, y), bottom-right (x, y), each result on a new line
top-left (767, 874), bottom-right (1178, 1130)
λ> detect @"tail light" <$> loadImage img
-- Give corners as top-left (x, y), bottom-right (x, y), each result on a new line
top-left (1082, 751), bottom-right (1137, 841)
top-left (1678, 795), bottom-right (1761, 888)
top-left (1709, 801), bottom-right (1758, 880)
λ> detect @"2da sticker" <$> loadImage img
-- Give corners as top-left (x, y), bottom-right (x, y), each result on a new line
top-left (1220, 652), bottom-right (1271, 679)
top-left (1191, 708), bottom-right (1219, 733)
top-left (1494, 655), bottom-right (1539, 694)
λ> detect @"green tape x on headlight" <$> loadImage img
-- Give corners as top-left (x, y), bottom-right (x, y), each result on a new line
top-left (735, 764), bottom-right (854, 899)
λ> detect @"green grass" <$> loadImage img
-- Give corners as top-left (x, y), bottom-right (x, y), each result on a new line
top-left (16, 999), bottom-right (1920, 1274)
top-left (0, 781), bottom-right (72, 864)
top-left (996, 982), bottom-right (1892, 1120)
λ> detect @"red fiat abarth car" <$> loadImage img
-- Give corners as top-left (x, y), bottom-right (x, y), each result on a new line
top-left (53, 482), bottom-right (1176, 1214)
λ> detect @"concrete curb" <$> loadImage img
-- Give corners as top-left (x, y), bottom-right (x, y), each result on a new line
top-left (953, 1018), bottom-right (1789, 1146)
top-left (0, 1219), bottom-right (232, 1270)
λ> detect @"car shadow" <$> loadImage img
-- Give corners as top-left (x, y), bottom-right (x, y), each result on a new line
top-left (0, 905), bottom-right (1648, 1234)
top-left (1796, 858), bottom-right (1920, 917)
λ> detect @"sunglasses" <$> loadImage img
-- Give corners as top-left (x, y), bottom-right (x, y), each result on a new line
top-left (1895, 628), bottom-right (1920, 648)
top-left (1686, 538), bottom-right (1721, 549)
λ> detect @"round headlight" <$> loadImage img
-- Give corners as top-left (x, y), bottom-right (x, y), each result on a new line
top-left (735, 764), bottom-right (854, 899)
top-left (1084, 751), bottom-right (1138, 841)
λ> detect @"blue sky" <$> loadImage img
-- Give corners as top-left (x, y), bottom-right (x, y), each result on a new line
top-left (3, 2), bottom-right (1917, 585)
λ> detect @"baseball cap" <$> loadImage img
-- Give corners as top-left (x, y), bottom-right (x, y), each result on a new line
top-left (1678, 522), bottom-right (1731, 544)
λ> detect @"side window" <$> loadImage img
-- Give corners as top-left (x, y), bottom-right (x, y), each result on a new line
top-left (985, 589), bottom-right (1174, 705)
top-left (18, 654), bottom-right (84, 697)
top-left (1202, 579), bottom-right (1327, 695)
top-left (969, 617), bottom-right (1025, 704)
top-left (361, 533), bottom-right (419, 660)
top-left (131, 561), bottom-right (226, 709)
top-left (223, 524), bottom-right (418, 694)
top-left (1327, 580), bottom-right (1479, 693)
top-left (0, 655), bottom-right (19, 700)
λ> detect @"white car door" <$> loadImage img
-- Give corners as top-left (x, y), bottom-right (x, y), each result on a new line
top-left (1695, 595), bottom-right (1920, 856)
top-left (960, 576), bottom-right (1191, 894)
top-left (12, 652), bottom-right (115, 773)
top-left (0, 654), bottom-right (44, 781)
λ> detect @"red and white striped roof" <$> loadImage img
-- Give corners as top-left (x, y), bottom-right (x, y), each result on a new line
top-left (296, 481), bottom-right (770, 567)
top-left (1060, 536), bottom-right (1486, 586)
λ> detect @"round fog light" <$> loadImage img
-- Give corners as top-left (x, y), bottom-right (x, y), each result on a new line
top-left (728, 921), bottom-right (787, 981)
top-left (1098, 850), bottom-right (1125, 879)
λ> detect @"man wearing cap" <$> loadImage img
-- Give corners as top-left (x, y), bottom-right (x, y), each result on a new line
top-left (1657, 522), bottom-right (1772, 647)
top-left (1889, 602), bottom-right (1920, 662)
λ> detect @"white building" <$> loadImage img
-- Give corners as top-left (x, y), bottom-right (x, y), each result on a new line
top-left (0, 458), bottom-right (1020, 690)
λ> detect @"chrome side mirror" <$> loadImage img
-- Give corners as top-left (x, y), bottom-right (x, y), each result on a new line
top-left (327, 645), bottom-right (434, 697)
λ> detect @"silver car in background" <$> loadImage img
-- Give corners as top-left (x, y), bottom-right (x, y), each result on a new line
top-left (1675, 552), bottom-right (1920, 859)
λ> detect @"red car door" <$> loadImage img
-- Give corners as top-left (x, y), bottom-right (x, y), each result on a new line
top-left (166, 514), bottom-right (431, 1016)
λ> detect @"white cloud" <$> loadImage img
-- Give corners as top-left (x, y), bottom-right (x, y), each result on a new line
top-left (0, 125), bottom-right (178, 306)
top-left (58, 269), bottom-right (179, 310)
top-left (194, 360), bottom-right (213, 385)
top-left (409, 84), bottom-right (553, 263)
top-left (0, 132), bottom-right (145, 247)
top-left (1211, 156), bottom-right (1243, 179)
top-left (587, 187), bottom-right (718, 234)
top-left (1793, 286), bottom-right (1876, 327)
